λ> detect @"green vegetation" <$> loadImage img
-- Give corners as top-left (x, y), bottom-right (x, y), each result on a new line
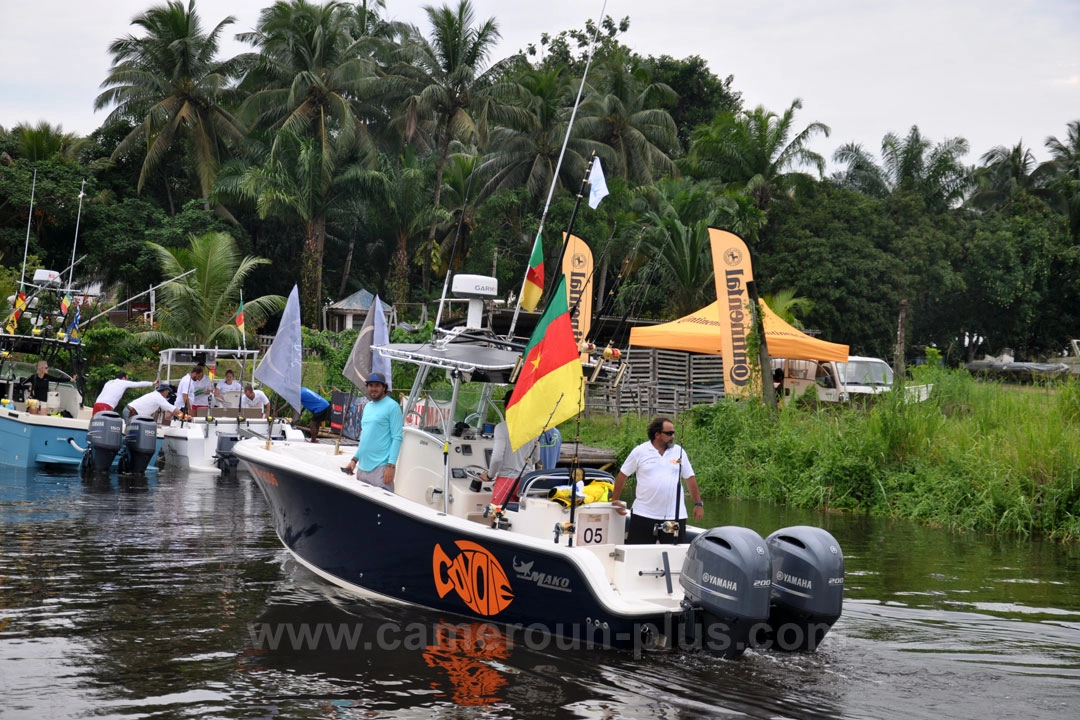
top-left (574, 369), bottom-right (1080, 541)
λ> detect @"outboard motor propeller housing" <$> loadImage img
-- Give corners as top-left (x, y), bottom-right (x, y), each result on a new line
top-left (118, 416), bottom-right (158, 475)
top-left (763, 526), bottom-right (844, 652)
top-left (215, 433), bottom-right (241, 477)
top-left (83, 411), bottom-right (123, 473)
top-left (679, 526), bottom-right (772, 657)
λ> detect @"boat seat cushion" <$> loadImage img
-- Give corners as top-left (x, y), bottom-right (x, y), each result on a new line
top-left (518, 468), bottom-right (615, 497)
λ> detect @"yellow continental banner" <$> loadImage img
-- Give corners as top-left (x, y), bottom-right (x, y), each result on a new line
top-left (709, 228), bottom-right (755, 399)
top-left (562, 233), bottom-right (593, 347)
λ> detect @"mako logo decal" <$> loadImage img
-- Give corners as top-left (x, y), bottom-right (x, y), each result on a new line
top-left (433, 540), bottom-right (514, 616)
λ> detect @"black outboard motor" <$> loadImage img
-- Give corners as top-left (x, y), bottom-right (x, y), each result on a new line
top-left (762, 526), bottom-right (844, 652)
top-left (215, 433), bottom-right (241, 477)
top-left (679, 526), bottom-right (772, 657)
top-left (118, 416), bottom-right (158, 475)
top-left (82, 411), bottom-right (124, 473)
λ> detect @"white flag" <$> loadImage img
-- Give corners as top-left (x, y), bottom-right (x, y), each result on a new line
top-left (342, 295), bottom-right (392, 390)
top-left (254, 285), bottom-right (303, 412)
top-left (587, 157), bottom-right (609, 209)
top-left (371, 296), bottom-right (392, 390)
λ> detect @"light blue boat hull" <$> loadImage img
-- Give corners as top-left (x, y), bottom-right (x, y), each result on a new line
top-left (0, 409), bottom-right (162, 469)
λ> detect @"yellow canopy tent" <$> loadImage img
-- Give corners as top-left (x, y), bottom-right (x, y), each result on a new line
top-left (629, 301), bottom-right (849, 362)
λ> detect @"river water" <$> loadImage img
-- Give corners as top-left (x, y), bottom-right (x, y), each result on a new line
top-left (1, 465), bottom-right (1078, 719)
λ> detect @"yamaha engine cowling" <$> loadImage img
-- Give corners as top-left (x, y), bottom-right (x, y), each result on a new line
top-left (83, 411), bottom-right (123, 473)
top-left (761, 526), bottom-right (844, 652)
top-left (679, 526), bottom-right (772, 657)
top-left (118, 416), bottom-right (158, 475)
top-left (215, 433), bottom-right (241, 477)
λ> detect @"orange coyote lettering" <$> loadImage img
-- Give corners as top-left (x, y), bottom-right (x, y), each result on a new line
top-left (432, 540), bottom-right (514, 616)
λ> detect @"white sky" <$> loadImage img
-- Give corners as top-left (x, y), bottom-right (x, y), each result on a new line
top-left (2, 0), bottom-right (1078, 170)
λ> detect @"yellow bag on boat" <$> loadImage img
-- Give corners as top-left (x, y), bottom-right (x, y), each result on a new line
top-left (548, 481), bottom-right (614, 507)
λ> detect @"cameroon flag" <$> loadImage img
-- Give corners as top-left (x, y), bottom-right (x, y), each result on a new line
top-left (520, 233), bottom-right (544, 312)
top-left (506, 275), bottom-right (584, 450)
top-left (235, 300), bottom-right (245, 335)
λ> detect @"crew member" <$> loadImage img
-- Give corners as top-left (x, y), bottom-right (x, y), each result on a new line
top-left (126, 384), bottom-right (189, 424)
top-left (92, 371), bottom-right (154, 415)
top-left (341, 373), bottom-right (402, 491)
top-left (612, 417), bottom-right (704, 544)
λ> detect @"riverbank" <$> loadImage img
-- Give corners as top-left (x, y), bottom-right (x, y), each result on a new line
top-left (574, 367), bottom-right (1080, 541)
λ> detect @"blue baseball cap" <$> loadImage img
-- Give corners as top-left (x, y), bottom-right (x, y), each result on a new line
top-left (366, 373), bottom-right (388, 386)
top-left (157, 384), bottom-right (171, 393)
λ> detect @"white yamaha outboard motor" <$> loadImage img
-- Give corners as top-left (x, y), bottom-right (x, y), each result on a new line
top-left (82, 411), bottom-right (124, 473)
top-left (215, 433), bottom-right (241, 477)
top-left (761, 526), bottom-right (844, 652)
top-left (118, 416), bottom-right (158, 475)
top-left (679, 526), bottom-right (772, 657)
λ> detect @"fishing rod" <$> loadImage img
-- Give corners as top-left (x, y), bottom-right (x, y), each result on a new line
top-left (19, 169), bottom-right (36, 290)
top-left (434, 167), bottom-right (477, 331)
top-left (507, 0), bottom-right (608, 340)
top-left (550, 153), bottom-right (598, 299)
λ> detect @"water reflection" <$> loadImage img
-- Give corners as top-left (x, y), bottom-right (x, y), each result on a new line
top-left (1, 465), bottom-right (1079, 719)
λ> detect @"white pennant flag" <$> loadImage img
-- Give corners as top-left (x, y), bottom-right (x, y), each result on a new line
top-left (254, 285), bottom-right (303, 412)
top-left (588, 157), bottom-right (609, 209)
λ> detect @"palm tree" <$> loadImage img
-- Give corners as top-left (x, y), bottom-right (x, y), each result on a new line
top-left (477, 65), bottom-right (597, 203)
top-left (391, 0), bottom-right (527, 293)
top-left (576, 50), bottom-right (680, 186)
top-left (762, 288), bottom-right (814, 328)
top-left (833, 125), bottom-right (971, 212)
top-left (10, 122), bottom-right (86, 162)
top-left (215, 129), bottom-right (367, 325)
top-left (138, 231), bottom-right (284, 347)
top-left (94, 0), bottom-right (244, 206)
top-left (688, 98), bottom-right (829, 211)
top-left (1044, 120), bottom-right (1080, 240)
top-left (968, 142), bottom-right (1054, 210)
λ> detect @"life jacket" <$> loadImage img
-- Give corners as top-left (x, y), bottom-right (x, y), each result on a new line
top-left (548, 481), bottom-right (614, 508)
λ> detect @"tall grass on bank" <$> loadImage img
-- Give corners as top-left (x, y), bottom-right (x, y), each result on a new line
top-left (576, 369), bottom-right (1080, 541)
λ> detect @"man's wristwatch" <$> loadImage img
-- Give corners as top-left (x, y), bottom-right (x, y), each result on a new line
top-left (694, 501), bottom-right (704, 507)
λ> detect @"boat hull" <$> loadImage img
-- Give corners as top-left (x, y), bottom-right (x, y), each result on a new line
top-left (161, 418), bottom-right (303, 474)
top-left (0, 409), bottom-right (91, 467)
top-left (239, 441), bottom-right (685, 652)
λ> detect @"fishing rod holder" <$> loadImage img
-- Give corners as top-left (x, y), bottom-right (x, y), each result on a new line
top-left (654, 520), bottom-right (680, 537)
top-left (553, 521), bottom-right (575, 543)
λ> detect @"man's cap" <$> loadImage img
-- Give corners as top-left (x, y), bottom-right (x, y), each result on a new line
top-left (157, 384), bottom-right (171, 393)
top-left (366, 373), bottom-right (388, 385)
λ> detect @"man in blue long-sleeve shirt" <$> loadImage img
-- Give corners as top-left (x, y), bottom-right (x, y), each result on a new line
top-left (342, 373), bottom-right (402, 491)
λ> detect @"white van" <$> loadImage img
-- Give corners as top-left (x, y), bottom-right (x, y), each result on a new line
top-left (770, 358), bottom-right (847, 404)
top-left (837, 356), bottom-right (894, 397)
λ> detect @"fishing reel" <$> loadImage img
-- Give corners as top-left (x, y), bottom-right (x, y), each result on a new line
top-left (653, 520), bottom-right (680, 537)
top-left (553, 521), bottom-right (575, 543)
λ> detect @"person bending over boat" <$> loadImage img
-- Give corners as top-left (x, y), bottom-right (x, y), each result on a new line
top-left (480, 390), bottom-right (539, 506)
top-left (341, 373), bottom-right (402, 491)
top-left (93, 371), bottom-right (154, 415)
top-left (23, 360), bottom-right (75, 415)
top-left (299, 387), bottom-right (331, 442)
top-left (241, 383), bottom-right (270, 418)
top-left (612, 417), bottom-right (705, 544)
top-left (177, 366), bottom-right (211, 415)
top-left (126, 385), bottom-right (190, 424)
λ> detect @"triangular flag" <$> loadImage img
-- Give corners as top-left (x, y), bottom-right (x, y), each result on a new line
top-left (254, 286), bottom-right (302, 412)
top-left (235, 299), bottom-right (245, 335)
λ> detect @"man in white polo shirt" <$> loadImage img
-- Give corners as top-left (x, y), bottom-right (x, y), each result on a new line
top-left (127, 385), bottom-right (189, 424)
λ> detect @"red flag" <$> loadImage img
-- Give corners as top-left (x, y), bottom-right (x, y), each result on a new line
top-left (235, 300), bottom-right (245, 335)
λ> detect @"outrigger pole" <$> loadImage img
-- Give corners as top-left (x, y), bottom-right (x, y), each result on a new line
top-left (67, 180), bottom-right (86, 292)
top-left (507, 0), bottom-right (608, 340)
top-left (82, 269), bottom-right (197, 328)
top-left (19, 169), bottom-right (36, 290)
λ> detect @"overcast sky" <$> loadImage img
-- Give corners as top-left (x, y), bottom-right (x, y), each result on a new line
top-left (2, 0), bottom-right (1077, 171)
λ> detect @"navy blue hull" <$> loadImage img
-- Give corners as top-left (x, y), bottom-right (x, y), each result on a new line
top-left (246, 459), bottom-right (681, 651)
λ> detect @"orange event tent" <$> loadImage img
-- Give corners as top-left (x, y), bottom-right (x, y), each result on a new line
top-left (629, 301), bottom-right (849, 362)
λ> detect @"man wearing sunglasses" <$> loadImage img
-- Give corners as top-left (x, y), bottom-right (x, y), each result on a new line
top-left (612, 416), bottom-right (705, 544)
top-left (342, 373), bottom-right (402, 491)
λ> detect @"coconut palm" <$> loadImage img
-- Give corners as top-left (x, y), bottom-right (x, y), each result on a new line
top-left (94, 0), bottom-right (244, 205)
top-left (833, 125), bottom-right (971, 212)
top-left (1044, 120), bottom-right (1080, 240)
top-left (576, 50), bottom-right (680, 186)
top-left (215, 128), bottom-right (367, 325)
top-left (968, 142), bottom-right (1055, 210)
top-left (138, 231), bottom-right (284, 347)
top-left (10, 122), bottom-right (87, 162)
top-left (688, 98), bottom-right (829, 211)
top-left (762, 288), bottom-right (814, 328)
top-left (390, 0), bottom-right (528, 293)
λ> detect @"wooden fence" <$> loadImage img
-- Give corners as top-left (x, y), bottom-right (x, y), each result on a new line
top-left (585, 348), bottom-right (725, 419)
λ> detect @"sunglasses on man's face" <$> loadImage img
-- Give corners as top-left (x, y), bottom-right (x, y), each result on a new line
top-left (660, 430), bottom-right (675, 436)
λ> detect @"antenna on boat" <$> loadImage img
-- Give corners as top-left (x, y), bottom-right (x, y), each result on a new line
top-left (507, 0), bottom-right (608, 340)
top-left (19, 169), bottom-right (36, 291)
